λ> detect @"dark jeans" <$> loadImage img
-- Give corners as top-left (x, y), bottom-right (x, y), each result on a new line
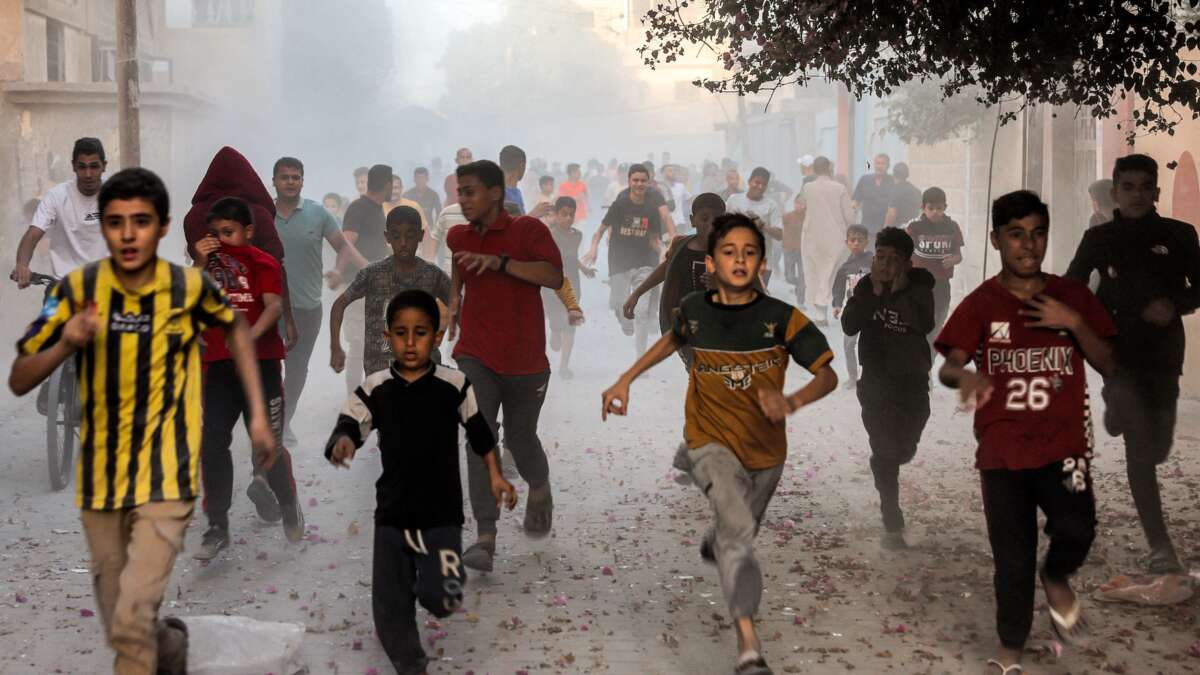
top-left (783, 250), bottom-right (805, 304)
top-left (858, 380), bottom-right (930, 531)
top-left (283, 304), bottom-right (323, 430)
top-left (981, 460), bottom-right (1096, 649)
top-left (456, 357), bottom-right (550, 536)
top-left (200, 359), bottom-right (297, 528)
top-left (928, 278), bottom-right (951, 358)
top-left (1103, 370), bottom-right (1180, 549)
top-left (843, 334), bottom-right (859, 383)
top-left (373, 525), bottom-right (465, 675)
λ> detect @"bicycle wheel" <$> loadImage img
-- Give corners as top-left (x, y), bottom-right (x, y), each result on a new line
top-left (45, 365), bottom-right (77, 491)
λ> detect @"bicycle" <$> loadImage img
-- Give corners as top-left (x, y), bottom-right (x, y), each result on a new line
top-left (16, 271), bottom-right (79, 491)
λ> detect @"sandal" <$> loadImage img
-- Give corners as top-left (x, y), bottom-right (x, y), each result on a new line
top-left (986, 659), bottom-right (1023, 674)
top-left (1041, 571), bottom-right (1088, 645)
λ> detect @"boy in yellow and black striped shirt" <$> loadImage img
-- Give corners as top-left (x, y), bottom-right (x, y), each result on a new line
top-left (602, 213), bottom-right (838, 675)
top-left (9, 168), bottom-right (276, 675)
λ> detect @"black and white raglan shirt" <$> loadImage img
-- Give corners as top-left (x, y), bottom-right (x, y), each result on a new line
top-left (325, 363), bottom-right (496, 529)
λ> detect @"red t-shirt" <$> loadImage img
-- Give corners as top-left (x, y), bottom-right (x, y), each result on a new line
top-left (558, 180), bottom-right (589, 221)
top-left (201, 244), bottom-right (286, 362)
top-left (934, 275), bottom-right (1116, 470)
top-left (447, 212), bottom-right (563, 375)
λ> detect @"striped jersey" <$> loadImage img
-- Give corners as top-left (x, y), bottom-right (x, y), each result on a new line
top-left (17, 259), bottom-right (235, 509)
top-left (672, 291), bottom-right (834, 469)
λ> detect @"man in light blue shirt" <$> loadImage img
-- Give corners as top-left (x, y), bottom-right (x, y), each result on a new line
top-left (272, 156), bottom-right (368, 444)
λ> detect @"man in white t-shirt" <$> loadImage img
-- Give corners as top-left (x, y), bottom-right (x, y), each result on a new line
top-left (726, 166), bottom-right (784, 280)
top-left (13, 137), bottom-right (109, 285)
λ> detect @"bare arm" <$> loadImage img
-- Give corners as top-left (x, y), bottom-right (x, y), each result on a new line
top-left (10, 340), bottom-right (73, 396)
top-left (327, 229), bottom-right (370, 271)
top-left (252, 292), bottom-right (283, 340)
top-left (938, 348), bottom-right (994, 409)
top-left (601, 332), bottom-right (685, 420)
top-left (12, 227), bottom-right (45, 288)
top-left (784, 363), bottom-right (838, 412)
top-left (582, 223), bottom-right (610, 265)
top-left (658, 204), bottom-right (678, 240)
top-left (454, 252), bottom-right (563, 290)
top-left (328, 291), bottom-right (351, 372)
top-left (1019, 295), bottom-right (1116, 377)
top-left (225, 314), bottom-right (276, 468)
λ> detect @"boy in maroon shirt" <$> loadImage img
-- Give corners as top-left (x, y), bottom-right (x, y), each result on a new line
top-left (936, 191), bottom-right (1116, 674)
top-left (193, 197), bottom-right (304, 560)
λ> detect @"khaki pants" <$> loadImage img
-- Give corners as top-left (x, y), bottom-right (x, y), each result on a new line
top-left (80, 500), bottom-right (194, 675)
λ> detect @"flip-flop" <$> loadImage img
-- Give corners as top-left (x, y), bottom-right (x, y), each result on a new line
top-left (986, 658), bottom-right (1023, 674)
top-left (1041, 571), bottom-right (1088, 645)
top-left (733, 655), bottom-right (773, 675)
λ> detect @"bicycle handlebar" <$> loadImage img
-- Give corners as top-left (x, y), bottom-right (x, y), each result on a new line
top-left (9, 271), bottom-right (58, 287)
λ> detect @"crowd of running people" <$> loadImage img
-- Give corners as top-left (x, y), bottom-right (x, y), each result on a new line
top-left (8, 136), bottom-right (1197, 675)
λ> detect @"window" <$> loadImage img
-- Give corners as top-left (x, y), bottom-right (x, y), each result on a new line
top-left (46, 18), bottom-right (64, 82)
top-left (192, 0), bottom-right (255, 27)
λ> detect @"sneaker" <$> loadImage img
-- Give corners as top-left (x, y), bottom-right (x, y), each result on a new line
top-left (281, 500), bottom-right (305, 543)
top-left (881, 531), bottom-right (909, 551)
top-left (193, 526), bottom-right (229, 561)
top-left (1147, 543), bottom-right (1184, 575)
top-left (523, 483), bottom-right (554, 537)
top-left (246, 475), bottom-right (282, 523)
top-left (156, 617), bottom-right (189, 675)
top-left (462, 539), bottom-right (495, 572)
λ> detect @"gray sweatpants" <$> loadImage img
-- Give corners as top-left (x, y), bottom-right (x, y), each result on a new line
top-left (456, 357), bottom-right (550, 536)
top-left (687, 443), bottom-right (784, 619)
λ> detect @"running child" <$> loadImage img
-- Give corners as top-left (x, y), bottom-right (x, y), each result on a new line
top-left (936, 190), bottom-right (1115, 674)
top-left (906, 187), bottom-right (964, 352)
top-left (330, 205), bottom-right (452, 377)
top-left (830, 224), bottom-right (872, 388)
top-left (543, 196), bottom-right (590, 379)
top-left (192, 197), bottom-right (305, 560)
top-left (326, 289), bottom-right (517, 675)
top-left (602, 213), bottom-right (838, 675)
top-left (10, 168), bottom-right (276, 674)
top-left (840, 227), bottom-right (934, 549)
top-left (622, 192), bottom-right (727, 369)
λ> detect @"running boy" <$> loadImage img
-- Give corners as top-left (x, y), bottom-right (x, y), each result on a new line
top-left (840, 227), bottom-right (934, 549)
top-left (1066, 154), bottom-right (1200, 574)
top-left (622, 192), bottom-right (727, 369)
top-left (544, 196), bottom-right (590, 379)
top-left (326, 289), bottom-right (517, 675)
top-left (193, 197), bottom-right (304, 560)
top-left (602, 213), bottom-right (837, 675)
top-left (10, 168), bottom-right (276, 674)
top-left (906, 187), bottom-right (964, 351)
top-left (830, 224), bottom-right (872, 387)
top-left (936, 190), bottom-right (1115, 674)
top-left (330, 205), bottom-right (452, 377)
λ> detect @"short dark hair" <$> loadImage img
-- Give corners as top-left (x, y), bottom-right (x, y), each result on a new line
top-left (707, 212), bottom-right (766, 256)
top-left (367, 164), bottom-right (392, 193)
top-left (893, 162), bottom-right (910, 181)
top-left (812, 156), bottom-right (832, 175)
top-left (273, 156), bottom-right (303, 177)
top-left (539, 175), bottom-right (554, 187)
top-left (207, 196), bottom-right (253, 227)
top-left (1088, 179), bottom-right (1115, 209)
top-left (554, 196), bottom-right (577, 212)
top-left (922, 187), bottom-right (947, 207)
top-left (457, 159), bottom-right (506, 193)
top-left (353, 166), bottom-right (369, 178)
top-left (628, 163), bottom-right (650, 179)
top-left (385, 289), bottom-right (440, 333)
top-left (567, 162), bottom-right (581, 174)
top-left (691, 192), bottom-right (726, 215)
top-left (322, 192), bottom-right (343, 208)
top-left (875, 226), bottom-right (914, 259)
top-left (99, 168), bottom-right (169, 223)
top-left (498, 145), bottom-right (526, 172)
top-left (386, 205), bottom-right (423, 228)
top-left (992, 190), bottom-right (1049, 232)
top-left (1112, 153), bottom-right (1158, 184)
top-left (846, 224), bottom-right (869, 240)
top-left (72, 137), bottom-right (106, 164)
top-left (414, 166), bottom-right (429, 177)
top-left (749, 167), bottom-right (771, 182)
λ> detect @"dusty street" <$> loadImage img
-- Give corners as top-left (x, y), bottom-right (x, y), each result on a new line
top-left (1, 276), bottom-right (1199, 675)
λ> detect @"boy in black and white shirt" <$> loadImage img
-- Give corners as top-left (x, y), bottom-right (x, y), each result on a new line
top-left (325, 289), bottom-right (517, 675)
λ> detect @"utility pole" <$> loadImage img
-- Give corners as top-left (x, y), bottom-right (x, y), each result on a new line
top-left (115, 0), bottom-right (140, 168)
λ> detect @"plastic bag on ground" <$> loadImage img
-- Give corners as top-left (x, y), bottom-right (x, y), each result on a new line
top-left (1093, 574), bottom-right (1194, 606)
top-left (185, 615), bottom-right (306, 675)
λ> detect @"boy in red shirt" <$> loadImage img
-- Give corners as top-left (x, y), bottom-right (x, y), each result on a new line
top-left (936, 190), bottom-right (1115, 674)
top-left (193, 197), bottom-right (304, 560)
